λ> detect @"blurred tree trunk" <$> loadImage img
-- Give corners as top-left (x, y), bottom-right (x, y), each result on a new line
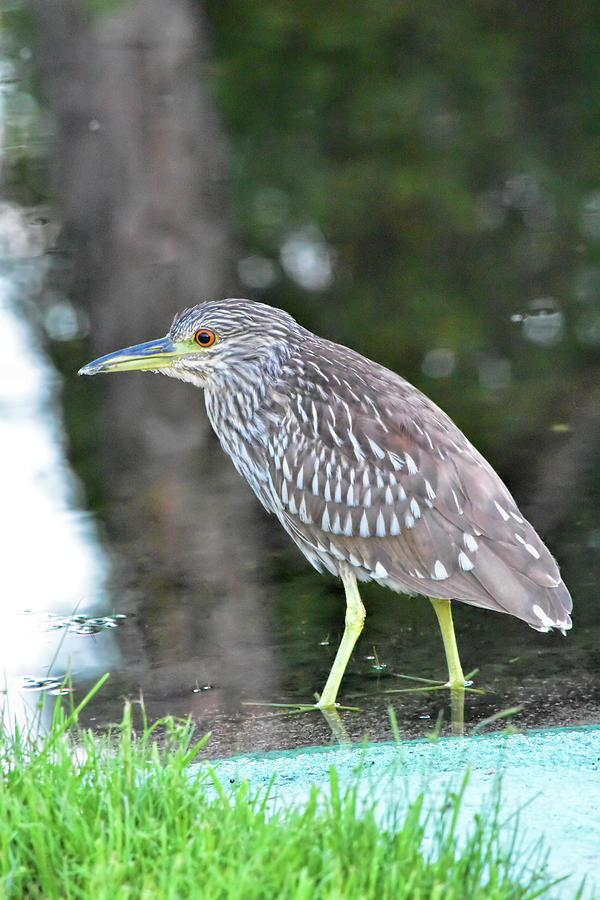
top-left (32, 0), bottom-right (277, 710)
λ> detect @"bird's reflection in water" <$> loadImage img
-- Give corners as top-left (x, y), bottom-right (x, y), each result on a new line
top-left (243, 678), bottom-right (472, 746)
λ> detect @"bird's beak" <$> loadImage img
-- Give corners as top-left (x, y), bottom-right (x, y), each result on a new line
top-left (78, 336), bottom-right (181, 375)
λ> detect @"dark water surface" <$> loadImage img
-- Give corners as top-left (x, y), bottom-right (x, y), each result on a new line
top-left (2, 245), bottom-right (599, 759)
top-left (1, 245), bottom-right (598, 759)
top-left (23, 544), bottom-right (600, 759)
top-left (74, 552), bottom-right (600, 758)
top-left (2, 21), bottom-right (600, 759)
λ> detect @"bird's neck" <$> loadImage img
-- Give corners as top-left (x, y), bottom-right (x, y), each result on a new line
top-left (203, 355), bottom-right (287, 505)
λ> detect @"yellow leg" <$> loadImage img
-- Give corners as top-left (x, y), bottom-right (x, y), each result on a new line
top-left (429, 597), bottom-right (466, 688)
top-left (316, 569), bottom-right (366, 708)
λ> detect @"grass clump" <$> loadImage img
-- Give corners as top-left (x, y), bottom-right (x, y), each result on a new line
top-left (1, 681), bottom-right (561, 899)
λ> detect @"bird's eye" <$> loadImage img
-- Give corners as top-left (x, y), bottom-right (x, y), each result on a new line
top-left (194, 329), bottom-right (217, 347)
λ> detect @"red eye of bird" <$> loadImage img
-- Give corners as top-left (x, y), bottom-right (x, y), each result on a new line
top-left (194, 328), bottom-right (217, 347)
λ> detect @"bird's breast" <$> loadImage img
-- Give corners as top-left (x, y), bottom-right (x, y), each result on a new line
top-left (203, 383), bottom-right (285, 514)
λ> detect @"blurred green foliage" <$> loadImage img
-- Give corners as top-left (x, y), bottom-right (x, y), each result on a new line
top-left (5, 0), bottom-right (600, 484)
top-left (0, 4), bottom-right (51, 204)
top-left (205, 0), bottom-right (600, 475)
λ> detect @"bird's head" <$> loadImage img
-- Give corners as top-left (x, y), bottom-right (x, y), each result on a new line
top-left (78, 299), bottom-right (304, 387)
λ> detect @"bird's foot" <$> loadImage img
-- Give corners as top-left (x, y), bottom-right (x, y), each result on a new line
top-left (384, 669), bottom-right (483, 695)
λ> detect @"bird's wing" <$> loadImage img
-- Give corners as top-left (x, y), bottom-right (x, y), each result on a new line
top-left (265, 343), bottom-right (571, 632)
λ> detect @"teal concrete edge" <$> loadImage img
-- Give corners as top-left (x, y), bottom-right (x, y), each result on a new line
top-left (199, 724), bottom-right (600, 900)
top-left (209, 721), bottom-right (600, 771)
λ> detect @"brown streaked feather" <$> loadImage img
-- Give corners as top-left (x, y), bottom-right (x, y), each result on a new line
top-left (265, 336), bottom-right (572, 633)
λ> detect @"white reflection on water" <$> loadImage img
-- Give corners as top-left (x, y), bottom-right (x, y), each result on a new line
top-left (0, 248), bottom-right (117, 731)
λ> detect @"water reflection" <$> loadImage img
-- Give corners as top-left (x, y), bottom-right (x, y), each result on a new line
top-left (0, 238), bottom-right (116, 732)
top-left (2, 8), bottom-right (600, 759)
top-left (510, 298), bottom-right (564, 346)
top-left (2, 216), bottom-right (599, 756)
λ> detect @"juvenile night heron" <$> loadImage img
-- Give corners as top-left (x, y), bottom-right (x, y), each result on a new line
top-left (80, 299), bottom-right (572, 708)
